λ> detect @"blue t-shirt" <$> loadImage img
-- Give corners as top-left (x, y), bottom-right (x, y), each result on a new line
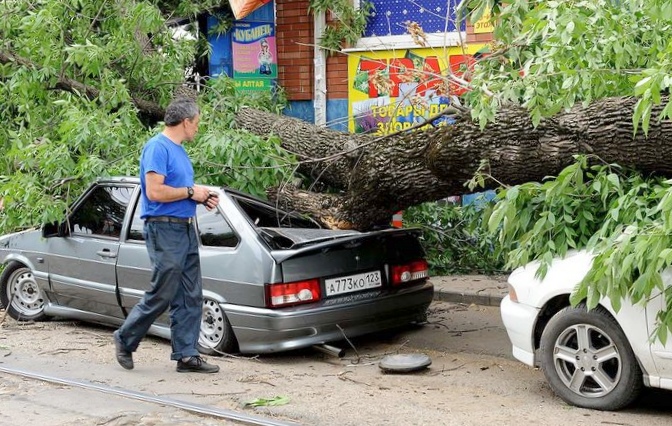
top-left (139, 133), bottom-right (196, 219)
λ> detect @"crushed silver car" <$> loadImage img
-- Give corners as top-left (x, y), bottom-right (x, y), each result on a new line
top-left (0, 177), bottom-right (433, 355)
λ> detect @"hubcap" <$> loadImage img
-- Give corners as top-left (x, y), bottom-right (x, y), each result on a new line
top-left (8, 269), bottom-right (44, 316)
top-left (199, 299), bottom-right (225, 349)
top-left (552, 323), bottom-right (621, 398)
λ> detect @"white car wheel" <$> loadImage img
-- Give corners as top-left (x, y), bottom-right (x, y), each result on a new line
top-left (539, 304), bottom-right (642, 410)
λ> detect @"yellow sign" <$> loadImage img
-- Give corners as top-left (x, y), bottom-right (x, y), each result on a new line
top-left (348, 45), bottom-right (486, 135)
top-left (474, 8), bottom-right (494, 34)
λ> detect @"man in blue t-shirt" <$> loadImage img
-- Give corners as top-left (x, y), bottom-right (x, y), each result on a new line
top-left (113, 98), bottom-right (220, 373)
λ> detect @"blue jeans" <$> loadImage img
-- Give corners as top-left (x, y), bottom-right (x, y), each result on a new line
top-left (117, 221), bottom-right (202, 361)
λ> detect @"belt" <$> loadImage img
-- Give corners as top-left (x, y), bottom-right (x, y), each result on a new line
top-left (145, 216), bottom-right (193, 224)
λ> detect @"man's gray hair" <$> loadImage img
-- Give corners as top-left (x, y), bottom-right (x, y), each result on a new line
top-left (164, 98), bottom-right (200, 126)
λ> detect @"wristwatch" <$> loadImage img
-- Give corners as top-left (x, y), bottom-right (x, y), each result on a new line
top-left (187, 186), bottom-right (194, 199)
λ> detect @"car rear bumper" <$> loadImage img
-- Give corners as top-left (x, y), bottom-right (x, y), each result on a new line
top-left (225, 282), bottom-right (434, 354)
top-left (500, 295), bottom-right (539, 366)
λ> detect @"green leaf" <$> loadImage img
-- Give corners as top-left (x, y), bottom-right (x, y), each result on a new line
top-left (634, 76), bottom-right (651, 96)
top-left (606, 173), bottom-right (620, 188)
top-left (244, 396), bottom-right (290, 407)
top-left (487, 204), bottom-right (506, 233)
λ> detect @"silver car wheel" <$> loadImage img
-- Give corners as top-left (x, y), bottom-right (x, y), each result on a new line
top-left (197, 297), bottom-right (238, 355)
top-left (7, 267), bottom-right (45, 317)
top-left (552, 324), bottom-right (620, 397)
top-left (200, 298), bottom-right (225, 349)
top-left (1, 263), bottom-right (48, 321)
top-left (540, 304), bottom-right (642, 410)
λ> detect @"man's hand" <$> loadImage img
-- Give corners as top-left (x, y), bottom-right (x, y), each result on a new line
top-left (202, 191), bottom-right (219, 211)
top-left (192, 186), bottom-right (219, 210)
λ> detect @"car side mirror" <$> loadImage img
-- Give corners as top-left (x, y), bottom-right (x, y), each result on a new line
top-left (42, 221), bottom-right (58, 238)
top-left (42, 221), bottom-right (69, 238)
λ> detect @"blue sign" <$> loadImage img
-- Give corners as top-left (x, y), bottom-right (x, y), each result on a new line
top-left (364, 0), bottom-right (464, 37)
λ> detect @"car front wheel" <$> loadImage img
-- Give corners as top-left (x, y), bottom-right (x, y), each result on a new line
top-left (197, 297), bottom-right (238, 355)
top-left (539, 304), bottom-right (642, 411)
top-left (0, 262), bottom-right (49, 321)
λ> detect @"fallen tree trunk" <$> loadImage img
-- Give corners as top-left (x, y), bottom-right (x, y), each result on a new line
top-left (6, 43), bottom-right (662, 230)
top-left (236, 96), bottom-right (672, 229)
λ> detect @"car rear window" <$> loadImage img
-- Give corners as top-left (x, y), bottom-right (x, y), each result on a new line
top-left (232, 196), bottom-right (321, 229)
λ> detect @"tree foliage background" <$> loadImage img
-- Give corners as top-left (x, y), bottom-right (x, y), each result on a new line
top-left (0, 0), bottom-right (291, 232)
top-left (6, 0), bottom-right (672, 332)
top-left (462, 0), bottom-right (672, 338)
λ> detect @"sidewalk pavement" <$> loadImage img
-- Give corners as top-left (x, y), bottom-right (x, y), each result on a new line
top-left (430, 274), bottom-right (509, 307)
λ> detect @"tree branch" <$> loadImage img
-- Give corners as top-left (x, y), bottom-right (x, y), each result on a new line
top-left (0, 50), bottom-right (165, 120)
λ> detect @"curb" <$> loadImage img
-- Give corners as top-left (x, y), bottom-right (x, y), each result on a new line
top-left (428, 275), bottom-right (509, 308)
top-left (433, 290), bottom-right (504, 307)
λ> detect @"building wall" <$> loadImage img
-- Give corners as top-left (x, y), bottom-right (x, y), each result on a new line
top-left (275, 0), bottom-right (351, 129)
top-left (325, 47), bottom-right (349, 131)
top-left (275, 0), bottom-right (313, 100)
top-left (326, 53), bottom-right (349, 100)
top-left (274, 1), bottom-right (494, 130)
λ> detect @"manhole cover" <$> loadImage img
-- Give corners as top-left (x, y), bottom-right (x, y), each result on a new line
top-left (379, 353), bottom-right (432, 373)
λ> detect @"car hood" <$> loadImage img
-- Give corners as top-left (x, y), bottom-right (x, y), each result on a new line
top-left (0, 228), bottom-right (40, 261)
top-left (508, 249), bottom-right (595, 306)
top-left (0, 228), bottom-right (39, 246)
top-left (262, 227), bottom-right (422, 263)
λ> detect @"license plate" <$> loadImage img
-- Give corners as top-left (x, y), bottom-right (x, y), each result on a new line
top-left (325, 270), bottom-right (382, 297)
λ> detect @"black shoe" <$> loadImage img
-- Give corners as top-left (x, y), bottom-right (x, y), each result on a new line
top-left (113, 330), bottom-right (134, 370)
top-left (176, 356), bottom-right (220, 373)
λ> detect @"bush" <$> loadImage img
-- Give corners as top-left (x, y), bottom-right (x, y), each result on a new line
top-left (403, 197), bottom-right (506, 275)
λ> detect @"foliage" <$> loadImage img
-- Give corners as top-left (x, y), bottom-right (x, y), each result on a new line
top-left (450, 0), bottom-right (672, 339)
top-left (485, 155), bottom-right (672, 341)
top-left (243, 395), bottom-right (289, 407)
top-left (404, 199), bottom-right (505, 276)
top-left (462, 0), bottom-right (672, 131)
top-left (0, 0), bottom-right (294, 233)
top-left (190, 77), bottom-right (293, 198)
top-left (309, 0), bottom-right (374, 53)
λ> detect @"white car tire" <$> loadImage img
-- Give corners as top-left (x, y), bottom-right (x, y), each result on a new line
top-left (539, 304), bottom-right (642, 410)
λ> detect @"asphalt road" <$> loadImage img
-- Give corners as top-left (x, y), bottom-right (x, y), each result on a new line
top-left (1, 301), bottom-right (672, 426)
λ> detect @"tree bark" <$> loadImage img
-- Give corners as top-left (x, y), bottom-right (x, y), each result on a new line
top-left (236, 97), bottom-right (672, 229)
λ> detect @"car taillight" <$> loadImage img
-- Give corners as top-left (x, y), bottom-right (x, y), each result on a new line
top-left (266, 279), bottom-right (321, 308)
top-left (391, 260), bottom-right (429, 286)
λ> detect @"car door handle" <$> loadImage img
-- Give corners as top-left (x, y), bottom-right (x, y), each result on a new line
top-left (96, 249), bottom-right (117, 258)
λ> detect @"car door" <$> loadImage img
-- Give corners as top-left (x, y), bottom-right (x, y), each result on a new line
top-left (115, 196), bottom-right (158, 322)
top-left (47, 182), bottom-right (136, 319)
top-left (115, 200), bottom-right (244, 326)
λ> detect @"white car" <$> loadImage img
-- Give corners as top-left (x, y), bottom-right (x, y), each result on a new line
top-left (501, 250), bottom-right (672, 410)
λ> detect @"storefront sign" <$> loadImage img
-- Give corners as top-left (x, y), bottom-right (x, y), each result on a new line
top-left (232, 22), bottom-right (277, 91)
top-left (348, 45), bottom-right (486, 135)
top-left (474, 8), bottom-right (495, 34)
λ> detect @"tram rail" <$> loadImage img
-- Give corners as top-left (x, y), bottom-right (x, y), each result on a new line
top-left (0, 365), bottom-right (300, 426)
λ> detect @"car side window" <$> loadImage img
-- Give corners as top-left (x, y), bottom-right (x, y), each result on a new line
top-left (69, 185), bottom-right (132, 239)
top-left (127, 199), bottom-right (145, 241)
top-left (197, 204), bottom-right (239, 248)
